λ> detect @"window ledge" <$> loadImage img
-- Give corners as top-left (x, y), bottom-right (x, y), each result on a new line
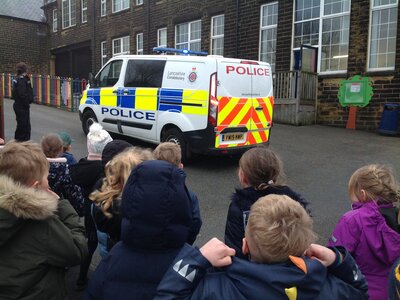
top-left (365, 70), bottom-right (395, 76)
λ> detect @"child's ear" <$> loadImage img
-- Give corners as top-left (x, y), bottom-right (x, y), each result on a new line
top-left (360, 189), bottom-right (368, 202)
top-left (31, 180), bottom-right (39, 188)
top-left (242, 238), bottom-right (249, 255)
top-left (179, 162), bottom-right (184, 169)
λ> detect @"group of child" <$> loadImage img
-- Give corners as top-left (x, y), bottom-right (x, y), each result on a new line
top-left (0, 122), bottom-right (399, 300)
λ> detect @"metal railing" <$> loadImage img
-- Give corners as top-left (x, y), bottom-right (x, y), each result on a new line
top-left (0, 74), bottom-right (86, 112)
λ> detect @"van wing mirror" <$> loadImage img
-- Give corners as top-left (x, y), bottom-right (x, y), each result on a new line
top-left (88, 72), bottom-right (97, 87)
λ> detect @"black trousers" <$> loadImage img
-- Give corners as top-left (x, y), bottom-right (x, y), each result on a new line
top-left (13, 103), bottom-right (31, 141)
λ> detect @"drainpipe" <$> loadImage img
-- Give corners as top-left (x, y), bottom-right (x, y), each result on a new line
top-left (146, 0), bottom-right (150, 54)
top-left (235, 0), bottom-right (239, 57)
top-left (92, 0), bottom-right (96, 74)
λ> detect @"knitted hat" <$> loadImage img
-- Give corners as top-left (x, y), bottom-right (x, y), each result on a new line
top-left (58, 132), bottom-right (74, 147)
top-left (101, 140), bottom-right (132, 166)
top-left (86, 123), bottom-right (113, 156)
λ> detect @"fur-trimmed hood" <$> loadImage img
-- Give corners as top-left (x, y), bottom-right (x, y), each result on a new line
top-left (0, 175), bottom-right (59, 246)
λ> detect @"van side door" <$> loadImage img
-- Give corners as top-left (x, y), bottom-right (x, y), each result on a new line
top-left (121, 59), bottom-right (166, 142)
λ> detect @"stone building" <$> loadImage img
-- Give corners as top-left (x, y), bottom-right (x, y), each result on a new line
top-left (3, 0), bottom-right (400, 130)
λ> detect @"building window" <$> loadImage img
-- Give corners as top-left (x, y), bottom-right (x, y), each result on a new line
top-left (82, 0), bottom-right (87, 23)
top-left (260, 3), bottom-right (277, 72)
top-left (368, 0), bottom-right (398, 70)
top-left (101, 0), bottom-right (107, 16)
top-left (112, 0), bottom-right (129, 13)
top-left (211, 15), bottom-right (224, 55)
top-left (53, 9), bottom-right (58, 32)
top-left (137, 33), bottom-right (143, 55)
top-left (112, 36), bottom-right (130, 56)
top-left (62, 0), bottom-right (77, 29)
top-left (294, 0), bottom-right (351, 73)
top-left (101, 41), bottom-right (108, 66)
top-left (158, 28), bottom-right (167, 47)
top-left (137, 0), bottom-right (143, 5)
top-left (175, 20), bottom-right (201, 51)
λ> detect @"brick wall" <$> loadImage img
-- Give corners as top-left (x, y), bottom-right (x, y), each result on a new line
top-left (0, 17), bottom-right (49, 74)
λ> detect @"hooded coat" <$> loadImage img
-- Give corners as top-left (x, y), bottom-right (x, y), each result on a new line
top-left (0, 175), bottom-right (87, 300)
top-left (328, 200), bottom-right (400, 300)
top-left (155, 244), bottom-right (368, 300)
top-left (85, 160), bottom-right (192, 300)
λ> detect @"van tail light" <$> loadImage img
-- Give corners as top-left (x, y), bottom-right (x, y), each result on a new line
top-left (208, 72), bottom-right (218, 127)
top-left (240, 60), bottom-right (259, 65)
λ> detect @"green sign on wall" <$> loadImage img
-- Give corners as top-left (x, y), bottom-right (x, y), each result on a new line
top-left (337, 75), bottom-right (373, 107)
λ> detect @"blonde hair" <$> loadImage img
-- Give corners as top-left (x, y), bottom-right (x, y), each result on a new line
top-left (90, 147), bottom-right (153, 217)
top-left (239, 147), bottom-right (285, 190)
top-left (153, 142), bottom-right (181, 166)
top-left (246, 194), bottom-right (316, 263)
top-left (348, 164), bottom-right (400, 204)
top-left (0, 141), bottom-right (48, 185)
top-left (41, 134), bottom-right (63, 158)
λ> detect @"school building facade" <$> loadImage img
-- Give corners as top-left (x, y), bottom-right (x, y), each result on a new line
top-left (2, 0), bottom-right (400, 130)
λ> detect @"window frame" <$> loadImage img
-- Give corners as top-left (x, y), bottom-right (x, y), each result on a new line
top-left (293, 0), bottom-right (351, 74)
top-left (101, 0), bottom-right (107, 17)
top-left (53, 9), bottom-right (58, 32)
top-left (211, 14), bottom-right (224, 56)
top-left (101, 41), bottom-right (108, 66)
top-left (112, 0), bottom-right (129, 13)
top-left (259, 3), bottom-right (278, 72)
top-left (136, 0), bottom-right (144, 5)
top-left (136, 33), bottom-right (144, 55)
top-left (367, 0), bottom-right (398, 71)
top-left (62, 0), bottom-right (76, 29)
top-left (112, 36), bottom-right (130, 56)
top-left (157, 27), bottom-right (167, 47)
top-left (175, 20), bottom-right (202, 51)
top-left (81, 0), bottom-right (87, 23)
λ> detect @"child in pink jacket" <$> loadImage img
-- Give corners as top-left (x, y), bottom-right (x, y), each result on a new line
top-left (328, 164), bottom-right (400, 300)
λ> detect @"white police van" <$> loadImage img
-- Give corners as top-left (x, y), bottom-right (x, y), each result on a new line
top-left (79, 47), bottom-right (274, 160)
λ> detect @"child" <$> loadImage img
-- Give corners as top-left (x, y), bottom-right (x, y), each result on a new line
top-left (0, 141), bottom-right (87, 299)
top-left (224, 146), bottom-right (309, 258)
top-left (41, 133), bottom-right (84, 215)
top-left (328, 164), bottom-right (400, 300)
top-left (155, 195), bottom-right (368, 299)
top-left (90, 146), bottom-right (153, 252)
top-left (69, 122), bottom-right (113, 288)
top-left (58, 131), bottom-right (77, 165)
top-left (85, 160), bottom-right (193, 300)
top-left (388, 256), bottom-right (400, 300)
top-left (154, 142), bottom-right (202, 245)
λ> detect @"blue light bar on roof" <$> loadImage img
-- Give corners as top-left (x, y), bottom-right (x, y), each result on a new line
top-left (153, 47), bottom-right (208, 56)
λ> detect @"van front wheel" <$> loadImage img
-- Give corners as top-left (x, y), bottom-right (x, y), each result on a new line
top-left (82, 110), bottom-right (98, 135)
top-left (162, 128), bottom-right (191, 163)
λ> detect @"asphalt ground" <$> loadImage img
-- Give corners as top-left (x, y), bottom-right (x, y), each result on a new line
top-left (3, 99), bottom-right (400, 299)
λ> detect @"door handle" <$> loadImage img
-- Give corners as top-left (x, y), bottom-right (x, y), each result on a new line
top-left (256, 106), bottom-right (263, 111)
top-left (112, 90), bottom-right (118, 94)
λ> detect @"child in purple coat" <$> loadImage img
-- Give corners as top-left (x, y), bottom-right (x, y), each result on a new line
top-left (328, 164), bottom-right (400, 300)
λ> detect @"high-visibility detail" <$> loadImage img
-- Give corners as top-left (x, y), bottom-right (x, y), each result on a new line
top-left (214, 96), bottom-right (274, 148)
top-left (99, 88), bottom-right (117, 107)
top-left (86, 89), bottom-right (101, 105)
top-left (135, 88), bottom-right (158, 110)
top-left (181, 90), bottom-right (208, 115)
top-left (80, 90), bottom-right (87, 105)
top-left (120, 89), bottom-right (136, 109)
top-left (159, 89), bottom-right (183, 112)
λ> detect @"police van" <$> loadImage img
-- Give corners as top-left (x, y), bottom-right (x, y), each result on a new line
top-left (79, 47), bottom-right (274, 160)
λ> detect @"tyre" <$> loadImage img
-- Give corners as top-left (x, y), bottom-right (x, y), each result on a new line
top-left (162, 128), bottom-right (191, 163)
top-left (82, 110), bottom-right (98, 135)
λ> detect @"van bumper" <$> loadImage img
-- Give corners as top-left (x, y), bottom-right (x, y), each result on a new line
top-left (183, 124), bottom-right (270, 155)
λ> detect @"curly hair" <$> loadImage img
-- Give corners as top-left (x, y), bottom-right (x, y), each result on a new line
top-left (245, 194), bottom-right (316, 263)
top-left (348, 164), bottom-right (400, 204)
top-left (90, 147), bottom-right (153, 218)
top-left (41, 134), bottom-right (63, 158)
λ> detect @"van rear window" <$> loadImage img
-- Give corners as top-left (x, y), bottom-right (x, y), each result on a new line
top-left (125, 60), bottom-right (166, 88)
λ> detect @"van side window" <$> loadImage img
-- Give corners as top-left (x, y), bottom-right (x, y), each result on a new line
top-left (96, 60), bottom-right (123, 87)
top-left (124, 60), bottom-right (166, 88)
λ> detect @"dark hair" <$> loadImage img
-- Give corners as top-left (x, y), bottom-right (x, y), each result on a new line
top-left (16, 62), bottom-right (28, 75)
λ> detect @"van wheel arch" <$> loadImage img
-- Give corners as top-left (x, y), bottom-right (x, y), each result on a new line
top-left (82, 109), bottom-right (98, 135)
top-left (161, 126), bottom-right (191, 163)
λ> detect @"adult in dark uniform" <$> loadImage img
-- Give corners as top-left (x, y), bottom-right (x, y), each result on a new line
top-left (12, 62), bottom-right (34, 141)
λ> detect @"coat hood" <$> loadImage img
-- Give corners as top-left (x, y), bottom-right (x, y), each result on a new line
top-left (120, 160), bottom-right (192, 251)
top-left (0, 175), bottom-right (58, 246)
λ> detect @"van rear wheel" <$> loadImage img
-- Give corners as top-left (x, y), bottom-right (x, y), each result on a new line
top-left (162, 128), bottom-right (191, 163)
top-left (82, 110), bottom-right (98, 135)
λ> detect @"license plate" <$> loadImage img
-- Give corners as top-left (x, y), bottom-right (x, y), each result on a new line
top-left (222, 133), bottom-right (244, 141)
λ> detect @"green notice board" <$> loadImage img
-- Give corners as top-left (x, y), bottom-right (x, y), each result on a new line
top-left (338, 75), bottom-right (373, 107)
